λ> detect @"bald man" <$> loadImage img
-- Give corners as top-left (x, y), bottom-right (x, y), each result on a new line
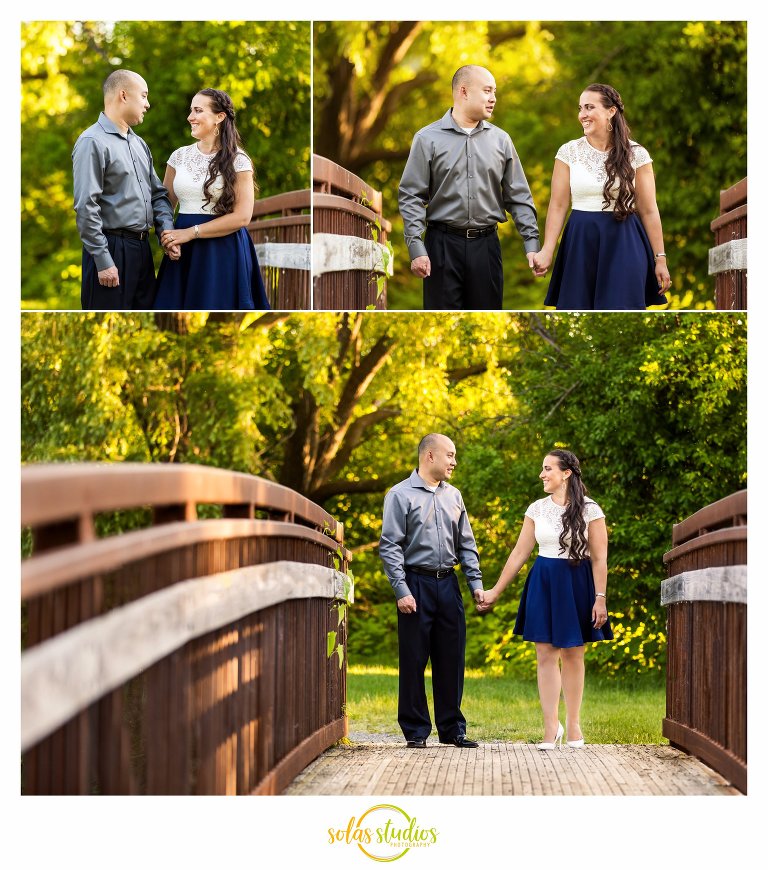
top-left (380, 433), bottom-right (485, 748)
top-left (398, 65), bottom-right (540, 309)
top-left (73, 69), bottom-right (176, 309)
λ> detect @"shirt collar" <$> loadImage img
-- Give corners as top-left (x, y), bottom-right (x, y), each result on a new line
top-left (98, 111), bottom-right (132, 139)
top-left (441, 108), bottom-right (492, 134)
top-left (409, 469), bottom-right (443, 491)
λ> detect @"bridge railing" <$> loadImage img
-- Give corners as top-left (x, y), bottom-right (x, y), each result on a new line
top-left (709, 177), bottom-right (747, 310)
top-left (661, 489), bottom-right (746, 793)
top-left (312, 154), bottom-right (393, 310)
top-left (21, 462), bottom-right (352, 795)
top-left (248, 190), bottom-right (311, 310)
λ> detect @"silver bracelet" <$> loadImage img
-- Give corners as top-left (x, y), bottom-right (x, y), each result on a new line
top-left (595, 592), bottom-right (606, 598)
top-left (194, 224), bottom-right (200, 238)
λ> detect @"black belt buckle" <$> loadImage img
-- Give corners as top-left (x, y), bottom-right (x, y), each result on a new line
top-left (435, 568), bottom-right (452, 579)
top-left (465, 228), bottom-right (482, 239)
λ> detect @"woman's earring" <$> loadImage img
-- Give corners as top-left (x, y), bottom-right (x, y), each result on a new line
top-left (215, 125), bottom-right (220, 137)
top-left (607, 121), bottom-right (613, 132)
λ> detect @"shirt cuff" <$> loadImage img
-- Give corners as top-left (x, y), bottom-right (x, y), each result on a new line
top-left (523, 239), bottom-right (541, 254)
top-left (467, 579), bottom-right (484, 595)
top-left (406, 238), bottom-right (428, 261)
top-left (391, 579), bottom-right (412, 600)
top-left (94, 251), bottom-right (115, 271)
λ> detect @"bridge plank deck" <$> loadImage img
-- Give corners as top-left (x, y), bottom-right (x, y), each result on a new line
top-left (284, 739), bottom-right (739, 796)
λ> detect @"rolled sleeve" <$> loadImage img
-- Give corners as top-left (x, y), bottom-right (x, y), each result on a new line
top-left (502, 140), bottom-right (540, 254)
top-left (379, 491), bottom-right (412, 600)
top-left (72, 137), bottom-right (113, 271)
top-left (398, 134), bottom-right (431, 261)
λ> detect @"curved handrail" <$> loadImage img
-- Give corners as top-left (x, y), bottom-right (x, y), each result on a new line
top-left (671, 489), bottom-right (746, 546)
top-left (21, 463), bottom-right (343, 542)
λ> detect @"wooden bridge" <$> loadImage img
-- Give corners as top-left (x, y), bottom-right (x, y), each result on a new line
top-left (20, 468), bottom-right (745, 796)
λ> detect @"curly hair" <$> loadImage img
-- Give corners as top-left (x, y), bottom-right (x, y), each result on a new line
top-left (547, 449), bottom-right (592, 563)
top-left (583, 83), bottom-right (638, 222)
top-left (196, 88), bottom-right (256, 217)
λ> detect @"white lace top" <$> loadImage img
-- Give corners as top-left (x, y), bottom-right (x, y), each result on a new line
top-left (167, 144), bottom-right (253, 214)
top-left (555, 137), bottom-right (652, 212)
top-left (525, 496), bottom-right (605, 559)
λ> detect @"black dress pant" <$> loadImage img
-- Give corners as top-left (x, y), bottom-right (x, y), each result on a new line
top-left (423, 226), bottom-right (503, 310)
top-left (397, 569), bottom-right (467, 742)
top-left (81, 233), bottom-right (157, 310)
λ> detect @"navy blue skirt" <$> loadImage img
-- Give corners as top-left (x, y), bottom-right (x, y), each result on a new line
top-left (154, 213), bottom-right (270, 311)
top-left (513, 556), bottom-right (613, 648)
top-left (544, 210), bottom-right (667, 310)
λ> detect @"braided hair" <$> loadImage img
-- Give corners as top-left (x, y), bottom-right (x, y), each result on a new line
top-left (584, 83), bottom-right (637, 222)
top-left (196, 88), bottom-right (255, 217)
top-left (547, 449), bottom-right (591, 563)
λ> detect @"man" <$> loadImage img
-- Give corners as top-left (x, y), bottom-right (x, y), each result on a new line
top-left (379, 433), bottom-right (484, 748)
top-left (398, 65), bottom-right (541, 310)
top-left (73, 69), bottom-right (177, 310)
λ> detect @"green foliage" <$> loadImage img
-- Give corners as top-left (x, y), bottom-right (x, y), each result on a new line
top-left (21, 21), bottom-right (310, 309)
top-left (21, 312), bottom-right (746, 678)
top-left (314, 21), bottom-right (746, 309)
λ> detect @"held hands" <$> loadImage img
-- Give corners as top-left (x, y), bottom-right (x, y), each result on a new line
top-left (161, 228), bottom-right (192, 256)
top-left (529, 250), bottom-right (551, 278)
top-left (476, 586), bottom-right (499, 614)
top-left (410, 256), bottom-right (431, 278)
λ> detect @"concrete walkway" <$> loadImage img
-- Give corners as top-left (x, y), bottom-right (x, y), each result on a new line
top-left (284, 735), bottom-right (740, 796)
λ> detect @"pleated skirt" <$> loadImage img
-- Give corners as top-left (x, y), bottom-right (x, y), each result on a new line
top-left (544, 210), bottom-right (666, 310)
top-left (154, 213), bottom-right (270, 311)
top-left (513, 556), bottom-right (613, 648)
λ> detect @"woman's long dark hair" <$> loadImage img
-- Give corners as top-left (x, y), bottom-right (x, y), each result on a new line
top-left (584, 83), bottom-right (637, 222)
top-left (548, 449), bottom-right (590, 563)
top-left (197, 88), bottom-right (256, 217)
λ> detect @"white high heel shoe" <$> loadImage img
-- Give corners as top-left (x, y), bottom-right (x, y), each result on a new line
top-left (536, 722), bottom-right (564, 750)
top-left (566, 724), bottom-right (585, 748)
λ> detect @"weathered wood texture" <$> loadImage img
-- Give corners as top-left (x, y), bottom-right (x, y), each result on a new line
top-left (284, 741), bottom-right (740, 796)
top-left (248, 190), bottom-right (311, 310)
top-left (662, 490), bottom-right (746, 793)
top-left (312, 155), bottom-right (391, 310)
top-left (709, 177), bottom-right (747, 309)
top-left (21, 463), bottom-right (350, 795)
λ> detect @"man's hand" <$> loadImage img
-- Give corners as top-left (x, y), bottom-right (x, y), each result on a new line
top-left (410, 256), bottom-right (431, 278)
top-left (397, 595), bottom-right (418, 614)
top-left (98, 266), bottom-right (120, 287)
top-left (166, 243), bottom-right (181, 261)
top-left (528, 251), bottom-right (548, 278)
top-left (473, 589), bottom-right (485, 607)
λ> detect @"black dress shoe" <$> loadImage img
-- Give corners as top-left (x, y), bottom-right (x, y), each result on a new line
top-left (406, 738), bottom-right (427, 748)
top-left (440, 735), bottom-right (479, 748)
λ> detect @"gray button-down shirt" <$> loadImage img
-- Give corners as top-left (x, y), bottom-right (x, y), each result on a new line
top-left (380, 470), bottom-right (482, 600)
top-left (398, 109), bottom-right (540, 260)
top-left (72, 113), bottom-right (174, 271)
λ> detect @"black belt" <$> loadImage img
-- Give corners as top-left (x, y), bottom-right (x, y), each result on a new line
top-left (429, 222), bottom-right (497, 239)
top-left (405, 565), bottom-right (456, 579)
top-left (104, 227), bottom-right (151, 241)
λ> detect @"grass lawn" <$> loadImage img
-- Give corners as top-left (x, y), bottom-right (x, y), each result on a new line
top-left (347, 664), bottom-right (667, 744)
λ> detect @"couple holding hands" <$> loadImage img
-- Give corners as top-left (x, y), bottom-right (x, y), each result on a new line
top-left (379, 435), bottom-right (611, 750)
top-left (72, 69), bottom-right (270, 311)
top-left (399, 65), bottom-right (672, 310)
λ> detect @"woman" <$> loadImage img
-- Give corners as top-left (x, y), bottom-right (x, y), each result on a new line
top-left (477, 450), bottom-right (612, 749)
top-left (154, 88), bottom-right (270, 310)
top-left (533, 83), bottom-right (671, 309)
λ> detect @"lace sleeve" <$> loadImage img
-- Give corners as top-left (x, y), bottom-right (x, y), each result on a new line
top-left (585, 500), bottom-right (605, 523)
top-left (555, 141), bottom-right (572, 165)
top-left (167, 147), bottom-right (183, 169)
top-left (234, 151), bottom-right (254, 173)
top-left (632, 143), bottom-right (653, 169)
top-left (524, 501), bottom-right (539, 520)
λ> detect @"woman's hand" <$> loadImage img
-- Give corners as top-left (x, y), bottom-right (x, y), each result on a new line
top-left (655, 257), bottom-right (671, 295)
top-left (161, 227), bottom-right (194, 250)
top-left (476, 586), bottom-right (500, 613)
top-left (531, 249), bottom-right (553, 276)
top-left (592, 596), bottom-right (608, 629)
